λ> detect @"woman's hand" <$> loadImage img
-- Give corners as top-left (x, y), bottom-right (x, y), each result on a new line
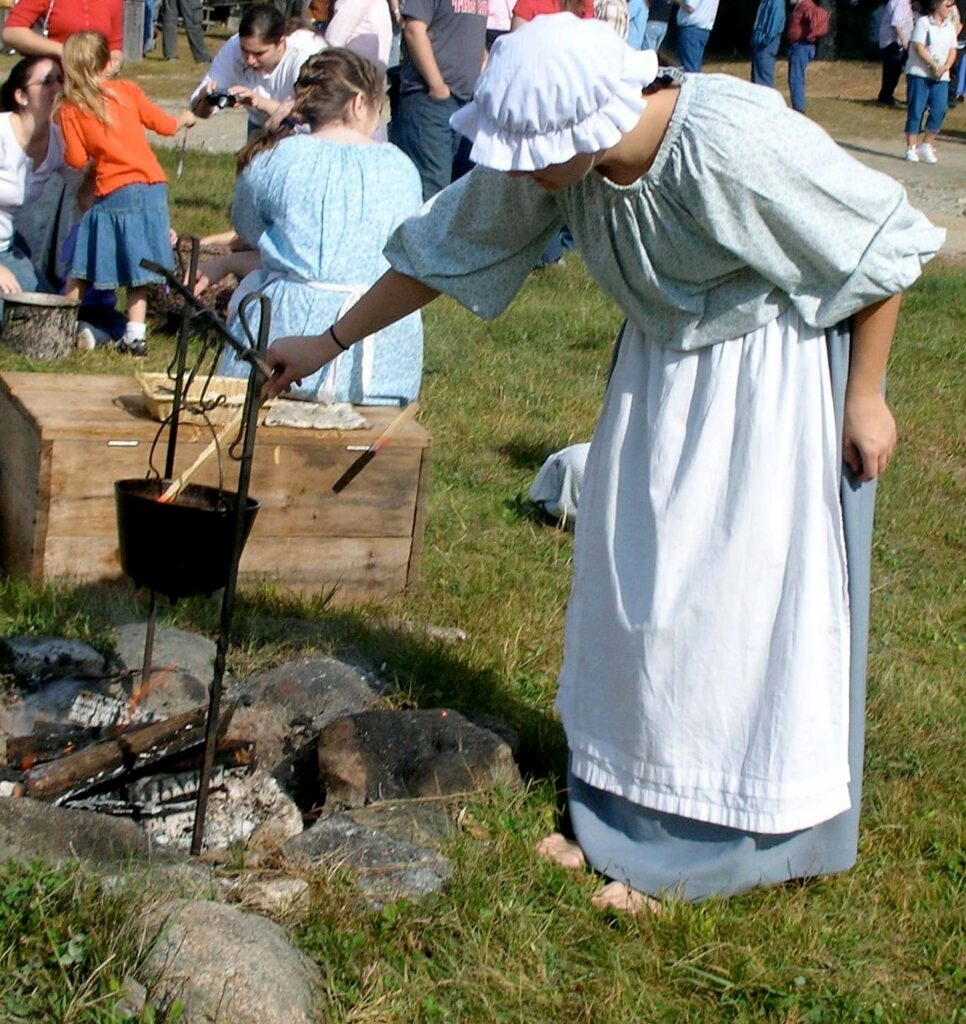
top-left (842, 390), bottom-right (897, 481)
top-left (228, 85), bottom-right (257, 107)
top-left (0, 265), bottom-right (22, 296)
top-left (177, 109), bottom-right (197, 130)
top-left (264, 333), bottom-right (343, 397)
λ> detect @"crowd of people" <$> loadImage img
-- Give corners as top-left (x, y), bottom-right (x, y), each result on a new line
top-left (0, 0), bottom-right (951, 910)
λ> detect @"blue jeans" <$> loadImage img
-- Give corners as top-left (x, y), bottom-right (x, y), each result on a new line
top-left (676, 25), bottom-right (710, 72)
top-left (751, 36), bottom-right (780, 87)
top-left (788, 41), bottom-right (815, 113)
top-left (904, 74), bottom-right (949, 136)
top-left (390, 89), bottom-right (474, 201)
top-left (643, 19), bottom-right (668, 53)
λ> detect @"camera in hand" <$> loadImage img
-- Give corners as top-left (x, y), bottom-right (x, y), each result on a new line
top-left (207, 91), bottom-right (238, 109)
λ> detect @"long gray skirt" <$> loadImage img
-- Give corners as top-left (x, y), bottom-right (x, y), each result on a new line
top-left (568, 323), bottom-right (877, 901)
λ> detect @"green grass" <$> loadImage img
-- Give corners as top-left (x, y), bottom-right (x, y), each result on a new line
top-left (0, 69), bottom-right (962, 1023)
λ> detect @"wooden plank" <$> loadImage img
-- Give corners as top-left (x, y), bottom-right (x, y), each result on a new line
top-left (44, 445), bottom-right (423, 538)
top-left (0, 383), bottom-right (50, 576)
top-left (40, 535), bottom-right (413, 602)
top-left (1, 373), bottom-right (429, 448)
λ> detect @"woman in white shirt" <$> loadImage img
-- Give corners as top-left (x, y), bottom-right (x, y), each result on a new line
top-left (904, 0), bottom-right (959, 162)
top-left (191, 3), bottom-right (325, 136)
top-left (0, 56), bottom-right (66, 297)
top-left (325, 0), bottom-right (393, 70)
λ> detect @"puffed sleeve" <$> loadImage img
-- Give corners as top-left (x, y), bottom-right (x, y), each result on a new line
top-left (383, 165), bottom-right (563, 319)
top-left (671, 83), bottom-right (945, 328)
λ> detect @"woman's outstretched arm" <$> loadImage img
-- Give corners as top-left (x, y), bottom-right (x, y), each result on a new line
top-left (264, 269), bottom-right (440, 396)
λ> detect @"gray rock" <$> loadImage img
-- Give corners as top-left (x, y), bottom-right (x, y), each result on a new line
top-left (220, 876), bottom-right (312, 918)
top-left (224, 657), bottom-right (387, 797)
top-left (142, 899), bottom-right (323, 1024)
top-left (317, 709), bottom-right (522, 810)
top-left (0, 675), bottom-right (108, 737)
top-left (0, 636), bottom-right (107, 687)
top-left (347, 800), bottom-right (454, 849)
top-left (0, 796), bottom-right (163, 869)
top-left (112, 624), bottom-right (214, 718)
top-left (284, 813), bottom-right (453, 906)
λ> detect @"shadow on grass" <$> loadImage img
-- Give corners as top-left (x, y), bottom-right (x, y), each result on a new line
top-left (499, 435), bottom-right (563, 472)
top-left (8, 576), bottom-right (570, 789)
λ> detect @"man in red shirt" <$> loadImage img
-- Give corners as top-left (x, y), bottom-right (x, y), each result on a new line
top-left (786, 0), bottom-right (830, 113)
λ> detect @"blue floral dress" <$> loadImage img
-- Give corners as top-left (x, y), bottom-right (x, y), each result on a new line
top-left (218, 135), bottom-right (423, 405)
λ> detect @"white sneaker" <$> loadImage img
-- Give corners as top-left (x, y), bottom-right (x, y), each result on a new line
top-left (917, 143), bottom-right (938, 164)
top-left (905, 146), bottom-right (919, 162)
top-left (75, 324), bottom-right (96, 351)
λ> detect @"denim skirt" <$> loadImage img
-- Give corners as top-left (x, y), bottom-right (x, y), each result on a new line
top-left (71, 182), bottom-right (173, 290)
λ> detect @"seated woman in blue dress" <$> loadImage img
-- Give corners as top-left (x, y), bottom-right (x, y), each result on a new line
top-left (197, 48), bottom-right (423, 406)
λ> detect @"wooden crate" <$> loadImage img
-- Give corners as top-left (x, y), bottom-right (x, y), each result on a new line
top-left (0, 372), bottom-right (431, 604)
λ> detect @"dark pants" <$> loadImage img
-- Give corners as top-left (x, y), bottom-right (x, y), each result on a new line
top-left (878, 42), bottom-right (906, 104)
top-left (751, 36), bottom-right (780, 87)
top-left (162, 0), bottom-right (210, 62)
top-left (676, 25), bottom-right (710, 73)
top-left (788, 41), bottom-right (815, 113)
top-left (389, 89), bottom-right (474, 201)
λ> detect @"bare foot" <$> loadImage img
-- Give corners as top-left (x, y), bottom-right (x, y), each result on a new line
top-left (535, 832), bottom-right (587, 870)
top-left (590, 880), bottom-right (661, 915)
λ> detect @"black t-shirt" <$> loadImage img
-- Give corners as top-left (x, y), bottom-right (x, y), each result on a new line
top-left (399, 0), bottom-right (487, 101)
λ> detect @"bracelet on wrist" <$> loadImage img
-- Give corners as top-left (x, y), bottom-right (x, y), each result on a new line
top-left (328, 324), bottom-right (349, 351)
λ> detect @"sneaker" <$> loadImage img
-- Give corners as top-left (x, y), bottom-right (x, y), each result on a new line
top-left (117, 334), bottom-right (147, 356)
top-left (75, 324), bottom-right (96, 352)
top-left (917, 143), bottom-right (938, 164)
top-left (905, 146), bottom-right (919, 162)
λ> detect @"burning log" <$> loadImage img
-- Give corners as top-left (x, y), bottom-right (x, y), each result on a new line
top-left (23, 703), bottom-right (235, 803)
top-left (6, 723), bottom-right (103, 770)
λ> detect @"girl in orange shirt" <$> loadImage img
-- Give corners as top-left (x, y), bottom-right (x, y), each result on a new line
top-left (57, 32), bottom-right (194, 355)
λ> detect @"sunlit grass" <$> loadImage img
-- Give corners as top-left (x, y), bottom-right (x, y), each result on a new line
top-left (0, 62), bottom-right (961, 1024)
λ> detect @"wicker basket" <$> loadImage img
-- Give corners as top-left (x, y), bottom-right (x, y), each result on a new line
top-left (137, 373), bottom-right (271, 426)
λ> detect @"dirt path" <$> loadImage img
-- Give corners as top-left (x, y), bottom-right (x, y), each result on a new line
top-left (835, 134), bottom-right (966, 263)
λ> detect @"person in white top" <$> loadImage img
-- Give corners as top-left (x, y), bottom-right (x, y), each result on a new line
top-left (0, 56), bottom-right (66, 298)
top-left (674, 0), bottom-right (719, 71)
top-left (191, 3), bottom-right (325, 136)
top-left (325, 0), bottom-right (393, 70)
top-left (903, 0), bottom-right (958, 162)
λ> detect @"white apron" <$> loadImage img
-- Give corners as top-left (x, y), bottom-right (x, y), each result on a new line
top-left (556, 309), bottom-right (852, 834)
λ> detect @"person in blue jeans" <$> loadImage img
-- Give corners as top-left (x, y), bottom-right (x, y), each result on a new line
top-left (390, 0), bottom-right (487, 201)
top-left (786, 0), bottom-right (829, 113)
top-left (643, 0), bottom-right (672, 51)
top-left (674, 0), bottom-right (719, 72)
top-left (750, 0), bottom-right (785, 87)
top-left (903, 0), bottom-right (958, 162)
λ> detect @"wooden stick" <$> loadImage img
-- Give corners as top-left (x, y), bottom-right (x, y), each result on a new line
top-left (158, 407), bottom-right (246, 504)
top-left (331, 402), bottom-right (420, 494)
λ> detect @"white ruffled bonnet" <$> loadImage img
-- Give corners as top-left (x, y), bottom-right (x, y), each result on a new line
top-left (450, 14), bottom-right (659, 172)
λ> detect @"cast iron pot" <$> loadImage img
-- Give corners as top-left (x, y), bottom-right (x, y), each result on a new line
top-left (115, 479), bottom-right (259, 600)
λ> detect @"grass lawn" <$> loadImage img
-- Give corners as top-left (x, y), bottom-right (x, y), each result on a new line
top-left (0, 53), bottom-right (962, 1024)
